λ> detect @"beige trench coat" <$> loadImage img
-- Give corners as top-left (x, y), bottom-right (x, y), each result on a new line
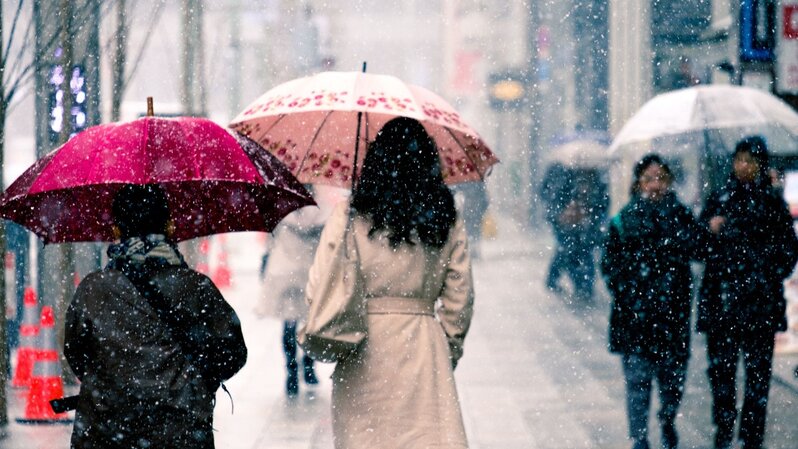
top-left (306, 202), bottom-right (474, 449)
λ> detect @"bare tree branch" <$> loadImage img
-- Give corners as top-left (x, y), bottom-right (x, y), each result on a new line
top-left (99, 0), bottom-right (164, 106)
top-left (4, 79), bottom-right (32, 116)
top-left (123, 2), bottom-right (165, 89)
top-left (3, 0), bottom-right (113, 107)
top-left (1, 0), bottom-right (25, 69)
top-left (5, 15), bottom-right (35, 88)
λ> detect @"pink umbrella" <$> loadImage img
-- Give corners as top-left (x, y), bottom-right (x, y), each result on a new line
top-left (229, 70), bottom-right (498, 187)
top-left (0, 115), bottom-right (314, 243)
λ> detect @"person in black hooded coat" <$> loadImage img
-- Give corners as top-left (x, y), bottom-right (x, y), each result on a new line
top-left (601, 154), bottom-right (705, 449)
top-left (65, 185), bottom-right (248, 449)
top-left (698, 136), bottom-right (798, 449)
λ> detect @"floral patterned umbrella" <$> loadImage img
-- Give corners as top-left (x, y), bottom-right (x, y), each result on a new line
top-left (229, 71), bottom-right (498, 187)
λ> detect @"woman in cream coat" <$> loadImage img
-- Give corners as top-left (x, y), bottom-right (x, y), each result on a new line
top-left (306, 117), bottom-right (475, 449)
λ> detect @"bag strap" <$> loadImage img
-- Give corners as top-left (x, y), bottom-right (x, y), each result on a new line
top-left (343, 203), bottom-right (360, 262)
top-left (123, 267), bottom-right (177, 333)
top-left (122, 267), bottom-right (235, 412)
top-left (123, 267), bottom-right (183, 343)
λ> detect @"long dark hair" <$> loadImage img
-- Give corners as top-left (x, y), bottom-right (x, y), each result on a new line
top-left (351, 117), bottom-right (456, 248)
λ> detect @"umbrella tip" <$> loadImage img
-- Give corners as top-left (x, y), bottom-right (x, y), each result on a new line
top-left (146, 97), bottom-right (154, 116)
top-left (361, 61), bottom-right (367, 73)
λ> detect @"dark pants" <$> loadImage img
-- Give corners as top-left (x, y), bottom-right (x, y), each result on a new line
top-left (282, 322), bottom-right (314, 378)
top-left (706, 327), bottom-right (775, 449)
top-left (621, 353), bottom-right (687, 443)
top-left (547, 229), bottom-right (595, 300)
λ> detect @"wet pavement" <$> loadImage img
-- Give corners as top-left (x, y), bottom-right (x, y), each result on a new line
top-left (0, 214), bottom-right (796, 448)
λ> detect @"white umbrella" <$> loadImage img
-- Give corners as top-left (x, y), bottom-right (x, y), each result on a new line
top-left (607, 85), bottom-right (798, 211)
top-left (609, 84), bottom-right (798, 155)
top-left (543, 139), bottom-right (611, 169)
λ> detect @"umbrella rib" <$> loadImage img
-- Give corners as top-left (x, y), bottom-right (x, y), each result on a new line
top-left (365, 112), bottom-right (371, 144)
top-left (442, 126), bottom-right (484, 179)
top-left (296, 110), bottom-right (335, 176)
top-left (351, 111), bottom-right (372, 190)
top-left (256, 113), bottom-right (287, 143)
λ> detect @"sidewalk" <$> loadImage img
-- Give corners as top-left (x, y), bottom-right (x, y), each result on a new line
top-left (480, 214), bottom-right (798, 395)
top-left (0, 214), bottom-right (796, 448)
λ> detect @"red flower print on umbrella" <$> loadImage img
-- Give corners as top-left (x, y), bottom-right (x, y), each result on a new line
top-left (230, 69), bottom-right (498, 188)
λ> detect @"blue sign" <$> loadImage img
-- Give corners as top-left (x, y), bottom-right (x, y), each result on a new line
top-left (740, 0), bottom-right (776, 62)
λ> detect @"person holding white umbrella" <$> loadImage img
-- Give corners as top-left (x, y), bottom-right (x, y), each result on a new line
top-left (608, 85), bottom-right (798, 210)
top-left (601, 154), bottom-right (704, 449)
top-left (698, 136), bottom-right (798, 449)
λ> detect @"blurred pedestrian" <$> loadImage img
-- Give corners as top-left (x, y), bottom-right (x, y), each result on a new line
top-left (601, 154), bottom-right (704, 449)
top-left (259, 233), bottom-right (274, 279)
top-left (306, 117), bottom-right (474, 448)
top-left (257, 185), bottom-right (345, 396)
top-left (65, 184), bottom-right (247, 449)
top-left (542, 164), bottom-right (607, 301)
top-left (698, 136), bottom-right (798, 449)
top-left (571, 170), bottom-right (609, 300)
top-left (541, 162), bottom-right (570, 292)
top-left (452, 181), bottom-right (489, 259)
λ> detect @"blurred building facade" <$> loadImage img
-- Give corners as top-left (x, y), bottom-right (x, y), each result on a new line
top-left (11, 1), bottom-right (793, 229)
top-left (608, 0), bottom-right (797, 134)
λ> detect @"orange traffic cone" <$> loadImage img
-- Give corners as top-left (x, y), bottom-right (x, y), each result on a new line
top-left (212, 250), bottom-right (232, 289)
top-left (17, 306), bottom-right (71, 424)
top-left (12, 288), bottom-right (40, 388)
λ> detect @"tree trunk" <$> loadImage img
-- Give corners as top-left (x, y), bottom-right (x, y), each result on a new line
top-left (0, 0), bottom-right (10, 426)
top-left (110, 0), bottom-right (127, 122)
top-left (56, 0), bottom-right (77, 385)
top-left (181, 0), bottom-right (206, 116)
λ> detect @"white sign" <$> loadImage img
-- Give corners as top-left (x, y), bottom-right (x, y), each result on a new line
top-left (776, 1), bottom-right (798, 94)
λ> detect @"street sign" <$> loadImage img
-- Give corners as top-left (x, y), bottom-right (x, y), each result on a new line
top-left (741, 0), bottom-right (776, 62)
top-left (488, 71), bottom-right (527, 110)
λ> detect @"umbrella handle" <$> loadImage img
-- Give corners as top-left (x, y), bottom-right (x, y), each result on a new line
top-left (352, 112), bottom-right (362, 192)
top-left (351, 62), bottom-right (368, 192)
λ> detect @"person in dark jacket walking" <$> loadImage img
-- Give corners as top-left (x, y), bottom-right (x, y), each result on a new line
top-left (541, 163), bottom-right (568, 286)
top-left (601, 154), bottom-right (704, 449)
top-left (698, 136), bottom-right (798, 449)
top-left (64, 185), bottom-right (248, 449)
top-left (542, 164), bottom-right (608, 301)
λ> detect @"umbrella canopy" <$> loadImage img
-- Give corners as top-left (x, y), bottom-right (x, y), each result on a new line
top-left (609, 84), bottom-right (798, 154)
top-left (0, 116), bottom-right (315, 243)
top-left (229, 71), bottom-right (498, 187)
top-left (549, 129), bottom-right (611, 147)
top-left (543, 139), bottom-right (611, 169)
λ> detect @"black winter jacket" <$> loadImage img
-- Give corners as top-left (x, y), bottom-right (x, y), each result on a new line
top-left (65, 266), bottom-right (247, 449)
top-left (601, 193), bottom-right (704, 359)
top-left (698, 177), bottom-right (798, 334)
